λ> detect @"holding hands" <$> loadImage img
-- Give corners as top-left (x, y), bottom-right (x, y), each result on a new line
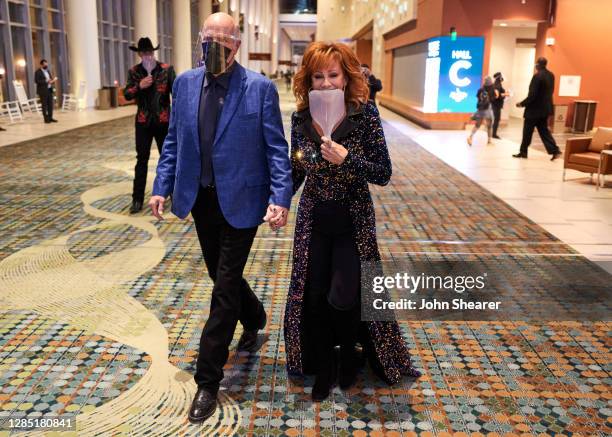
top-left (320, 136), bottom-right (348, 165)
top-left (263, 204), bottom-right (288, 231)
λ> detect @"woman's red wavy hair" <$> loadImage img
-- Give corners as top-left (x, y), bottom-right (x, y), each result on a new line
top-left (293, 41), bottom-right (369, 112)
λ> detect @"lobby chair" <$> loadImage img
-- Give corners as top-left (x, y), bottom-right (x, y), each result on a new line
top-left (62, 80), bottom-right (86, 112)
top-left (0, 101), bottom-right (24, 124)
top-left (563, 127), bottom-right (612, 188)
top-left (13, 80), bottom-right (42, 116)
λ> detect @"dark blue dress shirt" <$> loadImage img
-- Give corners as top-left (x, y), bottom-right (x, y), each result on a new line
top-left (199, 64), bottom-right (234, 187)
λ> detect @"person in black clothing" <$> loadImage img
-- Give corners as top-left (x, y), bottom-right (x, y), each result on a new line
top-left (34, 59), bottom-right (58, 123)
top-left (361, 64), bottom-right (382, 104)
top-left (513, 57), bottom-right (562, 160)
top-left (491, 72), bottom-right (508, 139)
top-left (123, 37), bottom-right (176, 213)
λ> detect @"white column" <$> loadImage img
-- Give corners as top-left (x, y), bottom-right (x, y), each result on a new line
top-left (172, 0), bottom-right (191, 73)
top-left (134, 0), bottom-right (158, 42)
top-left (271, 0), bottom-right (279, 75)
top-left (65, 0), bottom-right (100, 108)
top-left (199, 0), bottom-right (212, 28)
top-left (239, 0), bottom-right (249, 66)
top-left (247, 0), bottom-right (255, 70)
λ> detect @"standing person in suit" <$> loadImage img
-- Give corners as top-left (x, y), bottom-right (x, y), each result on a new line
top-left (149, 12), bottom-right (292, 423)
top-left (123, 37), bottom-right (176, 214)
top-left (34, 59), bottom-right (57, 123)
top-left (513, 57), bottom-right (562, 160)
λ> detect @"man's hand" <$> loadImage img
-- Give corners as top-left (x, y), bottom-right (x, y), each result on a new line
top-left (140, 76), bottom-right (154, 89)
top-left (320, 136), bottom-right (348, 165)
top-left (516, 102), bottom-right (522, 108)
top-left (149, 195), bottom-right (166, 220)
top-left (263, 204), bottom-right (288, 230)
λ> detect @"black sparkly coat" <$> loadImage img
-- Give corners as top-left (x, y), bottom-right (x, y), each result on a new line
top-left (283, 101), bottom-right (415, 384)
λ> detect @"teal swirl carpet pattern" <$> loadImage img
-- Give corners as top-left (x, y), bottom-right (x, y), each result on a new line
top-left (0, 102), bottom-right (610, 436)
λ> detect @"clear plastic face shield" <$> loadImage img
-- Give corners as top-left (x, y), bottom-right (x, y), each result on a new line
top-left (197, 27), bottom-right (240, 75)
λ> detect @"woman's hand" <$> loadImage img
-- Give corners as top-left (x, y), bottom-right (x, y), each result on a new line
top-left (320, 136), bottom-right (348, 165)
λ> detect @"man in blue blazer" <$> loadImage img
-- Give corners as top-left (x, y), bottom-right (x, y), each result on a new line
top-left (149, 13), bottom-right (292, 423)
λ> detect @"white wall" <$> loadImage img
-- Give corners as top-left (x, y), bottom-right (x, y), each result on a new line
top-left (489, 26), bottom-right (537, 120)
top-left (511, 47), bottom-right (537, 118)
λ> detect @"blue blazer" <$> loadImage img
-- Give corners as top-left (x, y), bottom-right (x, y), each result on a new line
top-left (153, 62), bottom-right (293, 228)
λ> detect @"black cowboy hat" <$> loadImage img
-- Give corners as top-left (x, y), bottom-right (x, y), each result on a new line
top-left (128, 37), bottom-right (160, 52)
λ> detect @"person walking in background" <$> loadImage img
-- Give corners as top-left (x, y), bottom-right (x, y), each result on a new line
top-left (491, 72), bottom-right (509, 139)
top-left (361, 64), bottom-right (382, 104)
top-left (513, 57), bottom-right (562, 160)
top-left (35, 59), bottom-right (58, 124)
top-left (284, 70), bottom-right (292, 92)
top-left (467, 76), bottom-right (495, 146)
top-left (123, 37), bottom-right (176, 214)
top-left (149, 13), bottom-right (292, 423)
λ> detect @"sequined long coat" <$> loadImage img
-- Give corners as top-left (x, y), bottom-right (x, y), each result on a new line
top-left (283, 101), bottom-right (415, 384)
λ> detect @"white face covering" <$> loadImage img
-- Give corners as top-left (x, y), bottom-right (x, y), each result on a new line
top-left (142, 55), bottom-right (156, 75)
top-left (308, 88), bottom-right (346, 138)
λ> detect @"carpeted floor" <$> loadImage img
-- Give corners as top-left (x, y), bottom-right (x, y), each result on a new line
top-left (0, 101), bottom-right (610, 436)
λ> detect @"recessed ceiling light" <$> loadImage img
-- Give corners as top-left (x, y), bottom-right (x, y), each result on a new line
top-left (500, 23), bottom-right (508, 27)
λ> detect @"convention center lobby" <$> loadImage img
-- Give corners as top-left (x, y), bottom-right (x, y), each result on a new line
top-left (0, 0), bottom-right (610, 436)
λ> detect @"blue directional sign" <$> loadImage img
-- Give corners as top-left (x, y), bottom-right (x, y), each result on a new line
top-left (423, 36), bottom-right (485, 113)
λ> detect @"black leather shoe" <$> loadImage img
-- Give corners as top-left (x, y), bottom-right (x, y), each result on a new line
top-left (550, 152), bottom-right (562, 161)
top-left (512, 153), bottom-right (528, 158)
top-left (50, 118), bottom-right (58, 123)
top-left (0, 126), bottom-right (6, 131)
top-left (237, 310), bottom-right (266, 352)
top-left (188, 387), bottom-right (217, 423)
top-left (492, 135), bottom-right (501, 139)
top-left (129, 200), bottom-right (143, 214)
top-left (44, 120), bottom-right (51, 124)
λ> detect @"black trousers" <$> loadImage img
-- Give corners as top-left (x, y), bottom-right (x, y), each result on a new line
top-left (39, 90), bottom-right (54, 122)
top-left (306, 202), bottom-right (361, 373)
top-left (132, 123), bottom-right (168, 202)
top-left (492, 105), bottom-right (502, 137)
top-left (191, 187), bottom-right (263, 393)
top-left (520, 116), bottom-right (560, 155)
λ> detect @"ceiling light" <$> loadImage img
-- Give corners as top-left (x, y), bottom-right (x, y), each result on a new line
top-left (500, 23), bottom-right (507, 27)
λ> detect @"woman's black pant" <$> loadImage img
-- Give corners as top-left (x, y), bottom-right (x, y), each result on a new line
top-left (305, 202), bottom-right (360, 373)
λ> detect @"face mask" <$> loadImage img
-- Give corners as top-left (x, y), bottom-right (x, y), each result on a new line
top-left (203, 41), bottom-right (233, 75)
top-left (308, 88), bottom-right (346, 138)
top-left (141, 56), bottom-right (156, 75)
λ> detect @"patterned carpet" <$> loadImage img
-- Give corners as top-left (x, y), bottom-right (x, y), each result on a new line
top-left (0, 96), bottom-right (610, 436)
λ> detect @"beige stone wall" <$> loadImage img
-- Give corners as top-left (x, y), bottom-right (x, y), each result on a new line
top-left (316, 0), bottom-right (417, 80)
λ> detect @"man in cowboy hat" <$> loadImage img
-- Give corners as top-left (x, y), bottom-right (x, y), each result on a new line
top-left (123, 37), bottom-right (176, 213)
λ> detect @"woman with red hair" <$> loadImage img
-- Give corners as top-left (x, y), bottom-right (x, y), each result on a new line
top-left (283, 42), bottom-right (420, 401)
